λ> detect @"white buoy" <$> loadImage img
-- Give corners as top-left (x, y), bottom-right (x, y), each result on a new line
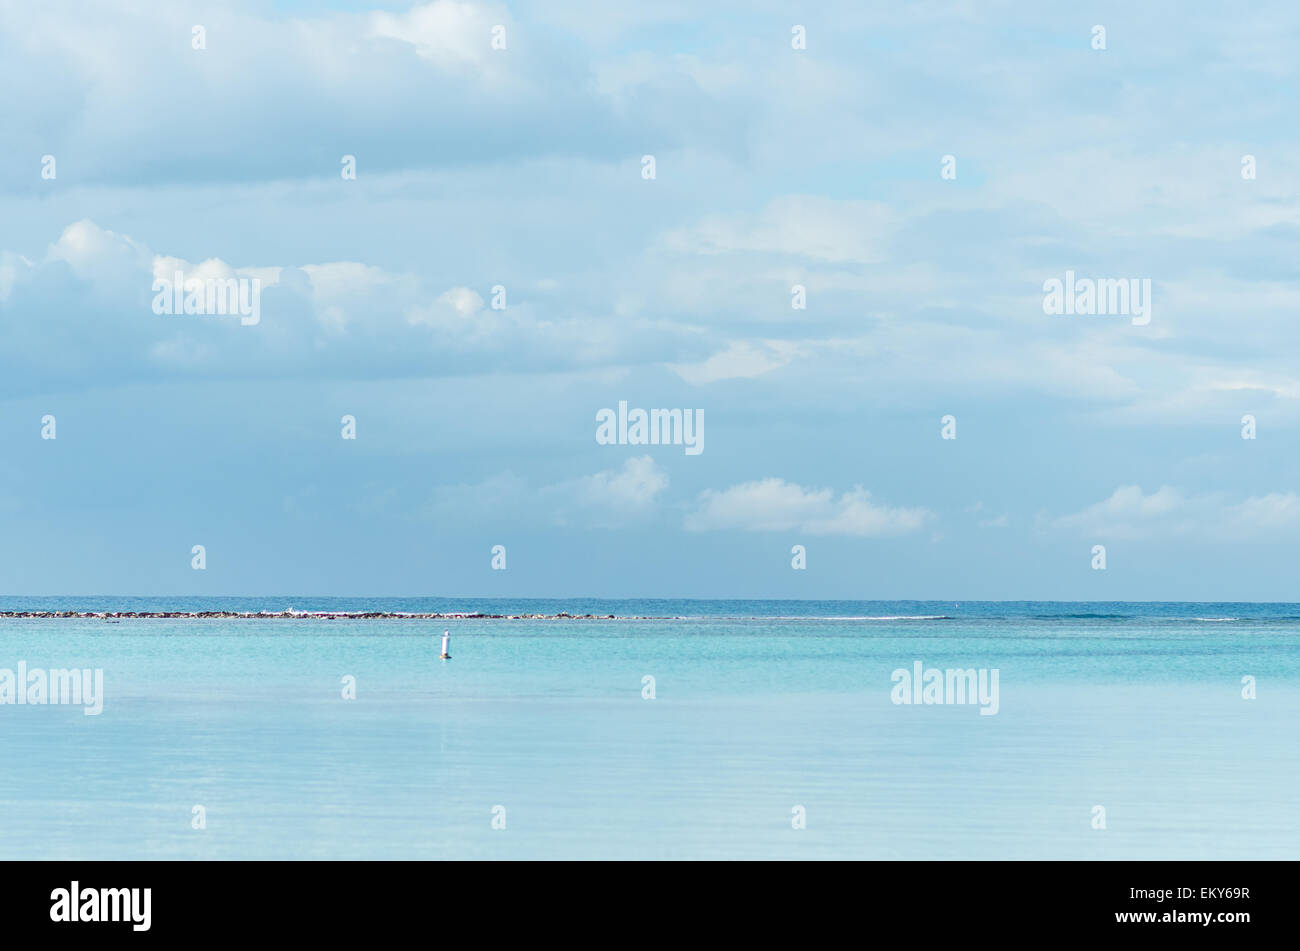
top-left (440, 630), bottom-right (451, 660)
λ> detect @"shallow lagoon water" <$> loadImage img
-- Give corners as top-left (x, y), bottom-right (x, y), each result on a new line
top-left (1, 600), bottom-right (1296, 859)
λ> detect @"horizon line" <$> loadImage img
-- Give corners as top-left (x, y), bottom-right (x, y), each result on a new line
top-left (2, 595), bottom-right (1299, 605)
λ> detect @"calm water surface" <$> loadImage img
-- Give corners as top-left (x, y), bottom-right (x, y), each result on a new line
top-left (1, 600), bottom-right (1296, 859)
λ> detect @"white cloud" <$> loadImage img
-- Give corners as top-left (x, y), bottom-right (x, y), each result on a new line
top-left (301, 262), bottom-right (395, 301)
top-left (0, 253), bottom-right (33, 301)
top-left (661, 196), bottom-right (895, 264)
top-left (152, 254), bottom-right (279, 289)
top-left (668, 340), bottom-right (798, 384)
top-left (0, 220), bottom-right (690, 390)
top-left (424, 457), bottom-right (669, 528)
top-left (569, 455), bottom-right (668, 512)
top-left (685, 478), bottom-right (933, 536)
top-left (1224, 492), bottom-right (1300, 532)
top-left (369, 2), bottom-right (504, 73)
top-left (48, 219), bottom-right (150, 281)
top-left (1045, 484), bottom-right (1300, 540)
top-left (407, 286), bottom-right (486, 329)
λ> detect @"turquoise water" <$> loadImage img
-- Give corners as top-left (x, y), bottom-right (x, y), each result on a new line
top-left (1, 600), bottom-right (1297, 859)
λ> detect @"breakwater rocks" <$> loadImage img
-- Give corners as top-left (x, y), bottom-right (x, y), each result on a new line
top-left (0, 611), bottom-right (640, 620)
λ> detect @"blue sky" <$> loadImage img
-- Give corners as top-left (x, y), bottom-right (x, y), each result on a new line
top-left (3, 0), bottom-right (1300, 599)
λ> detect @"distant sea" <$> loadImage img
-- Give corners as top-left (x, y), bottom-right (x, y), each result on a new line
top-left (1, 599), bottom-right (1296, 859)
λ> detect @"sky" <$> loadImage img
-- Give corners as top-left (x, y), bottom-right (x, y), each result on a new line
top-left (2, 0), bottom-right (1300, 599)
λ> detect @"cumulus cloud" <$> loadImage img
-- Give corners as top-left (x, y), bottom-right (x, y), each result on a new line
top-left (0, 1), bottom-right (648, 187)
top-left (6, 2), bottom-right (1300, 429)
top-left (49, 220), bottom-right (151, 278)
top-left (369, 2), bottom-right (504, 73)
top-left (567, 455), bottom-right (668, 512)
top-left (685, 479), bottom-right (933, 536)
top-left (406, 286), bottom-right (486, 331)
top-left (0, 220), bottom-right (695, 394)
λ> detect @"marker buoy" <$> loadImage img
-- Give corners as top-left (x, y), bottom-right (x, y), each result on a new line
top-left (440, 630), bottom-right (451, 660)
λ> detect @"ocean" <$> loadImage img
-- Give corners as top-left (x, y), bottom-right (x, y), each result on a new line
top-left (1, 598), bottom-right (1296, 859)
